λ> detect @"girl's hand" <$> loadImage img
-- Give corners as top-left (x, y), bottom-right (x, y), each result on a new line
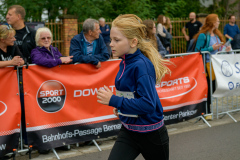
top-left (11, 56), bottom-right (21, 66)
top-left (212, 43), bottom-right (221, 50)
top-left (113, 108), bottom-right (119, 118)
top-left (97, 85), bottom-right (113, 105)
top-left (60, 56), bottom-right (73, 64)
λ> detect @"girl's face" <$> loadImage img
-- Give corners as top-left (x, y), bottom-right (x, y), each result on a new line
top-left (110, 27), bottom-right (132, 57)
top-left (213, 18), bottom-right (220, 29)
top-left (152, 23), bottom-right (156, 34)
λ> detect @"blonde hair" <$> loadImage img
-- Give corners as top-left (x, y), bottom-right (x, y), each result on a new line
top-left (35, 27), bottom-right (53, 46)
top-left (0, 25), bottom-right (16, 39)
top-left (112, 14), bottom-right (170, 83)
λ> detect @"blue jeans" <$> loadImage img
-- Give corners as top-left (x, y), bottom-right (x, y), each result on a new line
top-left (108, 125), bottom-right (169, 160)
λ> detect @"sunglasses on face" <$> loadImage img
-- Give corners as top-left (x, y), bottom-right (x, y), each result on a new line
top-left (40, 37), bottom-right (51, 40)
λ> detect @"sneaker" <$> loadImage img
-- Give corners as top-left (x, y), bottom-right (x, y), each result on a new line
top-left (205, 115), bottom-right (212, 121)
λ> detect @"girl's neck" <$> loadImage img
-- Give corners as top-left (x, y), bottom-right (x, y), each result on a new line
top-left (128, 47), bottom-right (137, 54)
top-left (210, 29), bottom-right (215, 36)
top-left (0, 43), bottom-right (7, 52)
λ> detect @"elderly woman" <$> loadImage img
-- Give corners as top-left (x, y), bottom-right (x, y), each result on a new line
top-left (0, 25), bottom-right (24, 67)
top-left (31, 27), bottom-right (73, 68)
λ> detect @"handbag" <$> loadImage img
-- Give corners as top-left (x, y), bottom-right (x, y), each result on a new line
top-left (206, 62), bottom-right (215, 81)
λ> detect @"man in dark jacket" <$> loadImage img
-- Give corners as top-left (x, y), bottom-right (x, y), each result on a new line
top-left (6, 5), bottom-right (36, 64)
top-left (99, 17), bottom-right (111, 55)
top-left (70, 18), bottom-right (109, 68)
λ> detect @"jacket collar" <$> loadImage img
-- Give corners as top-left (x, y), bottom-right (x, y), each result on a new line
top-left (124, 49), bottom-right (142, 64)
top-left (25, 25), bottom-right (30, 34)
top-left (37, 45), bottom-right (53, 52)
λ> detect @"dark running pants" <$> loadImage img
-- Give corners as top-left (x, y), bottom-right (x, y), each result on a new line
top-left (108, 125), bottom-right (169, 160)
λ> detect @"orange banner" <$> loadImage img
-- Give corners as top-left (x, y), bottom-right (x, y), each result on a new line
top-left (22, 54), bottom-right (207, 149)
top-left (157, 53), bottom-right (208, 123)
top-left (23, 60), bottom-right (121, 150)
top-left (0, 67), bottom-right (21, 157)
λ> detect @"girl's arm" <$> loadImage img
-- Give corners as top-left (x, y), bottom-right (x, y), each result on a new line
top-left (98, 75), bottom-right (158, 115)
top-left (0, 61), bottom-right (13, 68)
top-left (0, 56), bottom-right (22, 68)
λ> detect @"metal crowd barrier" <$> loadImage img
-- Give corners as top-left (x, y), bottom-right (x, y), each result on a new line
top-left (212, 49), bottom-right (240, 122)
top-left (7, 51), bottom-right (240, 158)
top-left (5, 65), bottom-right (106, 160)
top-left (165, 51), bottom-right (212, 127)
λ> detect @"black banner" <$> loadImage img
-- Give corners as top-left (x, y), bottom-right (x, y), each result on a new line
top-left (0, 133), bottom-right (19, 158)
top-left (163, 102), bottom-right (205, 125)
top-left (27, 120), bottom-right (121, 150)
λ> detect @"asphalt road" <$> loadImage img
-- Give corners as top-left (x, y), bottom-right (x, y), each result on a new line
top-left (63, 122), bottom-right (240, 160)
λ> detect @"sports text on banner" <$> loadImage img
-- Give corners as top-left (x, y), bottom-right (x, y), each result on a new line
top-left (157, 53), bottom-right (208, 124)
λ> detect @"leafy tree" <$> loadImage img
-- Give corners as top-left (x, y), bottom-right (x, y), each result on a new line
top-left (152, 0), bottom-right (202, 18)
top-left (0, 0), bottom-right (239, 21)
top-left (202, 0), bottom-right (240, 18)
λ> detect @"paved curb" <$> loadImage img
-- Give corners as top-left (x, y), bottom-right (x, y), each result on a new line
top-left (15, 111), bottom-right (240, 160)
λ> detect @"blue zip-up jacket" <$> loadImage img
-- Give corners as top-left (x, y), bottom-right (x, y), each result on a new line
top-left (70, 32), bottom-right (109, 64)
top-left (100, 24), bottom-right (110, 43)
top-left (109, 49), bottom-right (164, 133)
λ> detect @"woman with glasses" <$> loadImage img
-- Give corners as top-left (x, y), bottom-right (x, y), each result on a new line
top-left (194, 14), bottom-right (231, 120)
top-left (31, 27), bottom-right (73, 68)
top-left (0, 25), bottom-right (24, 67)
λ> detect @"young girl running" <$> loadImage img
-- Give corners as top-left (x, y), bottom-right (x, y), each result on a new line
top-left (97, 14), bottom-right (170, 160)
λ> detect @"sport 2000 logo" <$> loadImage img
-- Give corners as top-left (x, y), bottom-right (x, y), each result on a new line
top-left (37, 80), bottom-right (66, 113)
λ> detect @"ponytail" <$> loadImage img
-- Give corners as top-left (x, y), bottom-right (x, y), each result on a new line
top-left (138, 38), bottom-right (170, 83)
